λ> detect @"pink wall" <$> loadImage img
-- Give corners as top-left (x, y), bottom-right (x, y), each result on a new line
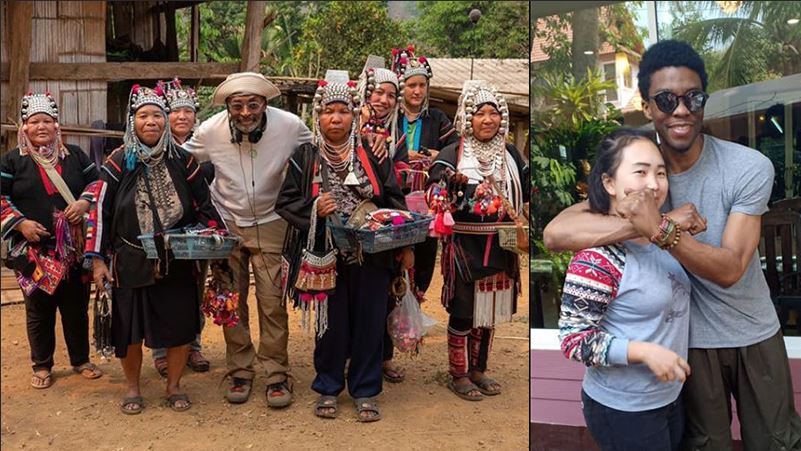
top-left (531, 340), bottom-right (801, 440)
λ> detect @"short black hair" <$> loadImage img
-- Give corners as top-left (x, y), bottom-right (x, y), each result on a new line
top-left (637, 40), bottom-right (708, 99)
top-left (588, 128), bottom-right (656, 214)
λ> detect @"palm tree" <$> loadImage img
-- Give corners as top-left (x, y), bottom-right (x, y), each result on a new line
top-left (673, 1), bottom-right (801, 90)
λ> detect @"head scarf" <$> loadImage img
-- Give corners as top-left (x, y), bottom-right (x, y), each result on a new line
top-left (122, 83), bottom-right (176, 170)
top-left (17, 92), bottom-right (69, 165)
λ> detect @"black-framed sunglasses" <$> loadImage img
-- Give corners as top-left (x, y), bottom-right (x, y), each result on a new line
top-left (648, 90), bottom-right (709, 114)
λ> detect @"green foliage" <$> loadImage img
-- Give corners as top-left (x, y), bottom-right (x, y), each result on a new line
top-left (530, 148), bottom-right (577, 233)
top-left (409, 1), bottom-right (529, 58)
top-left (532, 238), bottom-right (574, 301)
top-left (292, 2), bottom-right (408, 79)
top-left (672, 1), bottom-right (801, 90)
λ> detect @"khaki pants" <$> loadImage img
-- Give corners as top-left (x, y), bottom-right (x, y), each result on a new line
top-left (224, 219), bottom-right (290, 385)
top-left (682, 331), bottom-right (801, 451)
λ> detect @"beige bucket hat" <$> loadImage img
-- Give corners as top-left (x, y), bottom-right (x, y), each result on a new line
top-left (212, 72), bottom-right (281, 105)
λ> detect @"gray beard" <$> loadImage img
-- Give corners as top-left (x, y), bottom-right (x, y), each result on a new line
top-left (234, 121), bottom-right (260, 134)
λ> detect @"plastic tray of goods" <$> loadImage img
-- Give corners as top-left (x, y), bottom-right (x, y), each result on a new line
top-left (328, 213), bottom-right (433, 254)
top-left (137, 232), bottom-right (240, 260)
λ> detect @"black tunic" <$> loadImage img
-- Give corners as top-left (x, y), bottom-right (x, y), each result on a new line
top-left (89, 147), bottom-right (222, 288)
top-left (427, 140), bottom-right (530, 318)
top-left (1, 144), bottom-right (98, 244)
top-left (276, 141), bottom-right (408, 302)
top-left (393, 108), bottom-right (458, 164)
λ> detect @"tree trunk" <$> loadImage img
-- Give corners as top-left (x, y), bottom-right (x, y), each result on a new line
top-left (571, 8), bottom-right (599, 81)
top-left (240, 1), bottom-right (267, 73)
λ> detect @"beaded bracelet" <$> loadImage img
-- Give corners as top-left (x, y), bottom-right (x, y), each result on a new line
top-left (650, 215), bottom-right (676, 248)
top-left (664, 226), bottom-right (682, 250)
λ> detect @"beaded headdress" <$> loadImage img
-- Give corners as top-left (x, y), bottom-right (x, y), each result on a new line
top-left (17, 91), bottom-right (68, 161)
top-left (358, 56), bottom-right (400, 154)
top-left (391, 45), bottom-right (434, 114)
top-left (20, 92), bottom-right (59, 121)
top-left (311, 70), bottom-right (360, 147)
top-left (455, 80), bottom-right (510, 139)
top-left (162, 78), bottom-right (199, 112)
top-left (122, 84), bottom-right (176, 170)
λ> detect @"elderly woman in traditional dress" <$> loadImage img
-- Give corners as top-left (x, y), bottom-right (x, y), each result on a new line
top-left (149, 79), bottom-right (212, 377)
top-left (276, 71), bottom-right (413, 422)
top-left (86, 84), bottom-right (222, 414)
top-left (1, 92), bottom-right (103, 389)
top-left (426, 81), bottom-right (529, 401)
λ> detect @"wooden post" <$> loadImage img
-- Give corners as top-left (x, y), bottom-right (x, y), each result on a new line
top-left (165, 1), bottom-right (178, 61)
top-left (4, 1), bottom-right (33, 152)
top-left (190, 4), bottom-right (199, 62)
top-left (240, 1), bottom-right (266, 72)
top-left (513, 119), bottom-right (528, 156)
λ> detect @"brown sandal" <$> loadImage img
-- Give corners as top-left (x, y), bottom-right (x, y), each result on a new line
top-left (73, 362), bottom-right (103, 380)
top-left (187, 350), bottom-right (210, 372)
top-left (154, 357), bottom-right (168, 378)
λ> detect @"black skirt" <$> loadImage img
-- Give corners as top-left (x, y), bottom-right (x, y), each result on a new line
top-left (111, 259), bottom-right (200, 358)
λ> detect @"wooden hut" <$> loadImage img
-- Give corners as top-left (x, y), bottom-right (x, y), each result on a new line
top-left (0, 1), bottom-right (316, 154)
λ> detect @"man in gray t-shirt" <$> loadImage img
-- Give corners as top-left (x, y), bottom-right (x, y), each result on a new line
top-left (544, 40), bottom-right (801, 450)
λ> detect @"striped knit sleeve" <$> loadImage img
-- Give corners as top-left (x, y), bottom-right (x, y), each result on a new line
top-left (558, 245), bottom-right (626, 367)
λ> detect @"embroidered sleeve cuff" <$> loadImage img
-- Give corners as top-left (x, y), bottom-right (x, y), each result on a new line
top-left (607, 337), bottom-right (630, 366)
top-left (83, 252), bottom-right (107, 261)
top-left (1, 215), bottom-right (26, 240)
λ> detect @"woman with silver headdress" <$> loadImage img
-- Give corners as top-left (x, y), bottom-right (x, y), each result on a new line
top-left (1, 92), bottom-right (103, 389)
top-left (426, 81), bottom-right (529, 401)
top-left (357, 60), bottom-right (400, 162)
top-left (276, 71), bottom-right (413, 422)
top-left (86, 84), bottom-right (223, 414)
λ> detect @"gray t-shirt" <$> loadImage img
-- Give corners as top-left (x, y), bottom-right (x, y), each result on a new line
top-left (583, 241), bottom-right (691, 412)
top-left (666, 134), bottom-right (779, 348)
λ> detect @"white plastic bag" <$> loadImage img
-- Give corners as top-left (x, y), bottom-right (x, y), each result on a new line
top-left (387, 272), bottom-right (425, 353)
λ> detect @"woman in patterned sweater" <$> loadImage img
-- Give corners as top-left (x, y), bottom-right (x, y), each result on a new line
top-left (558, 129), bottom-right (693, 451)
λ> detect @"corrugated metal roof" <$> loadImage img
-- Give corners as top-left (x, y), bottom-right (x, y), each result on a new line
top-left (427, 58), bottom-right (528, 108)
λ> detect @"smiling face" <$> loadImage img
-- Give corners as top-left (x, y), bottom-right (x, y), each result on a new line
top-left (368, 82), bottom-right (398, 119)
top-left (134, 105), bottom-right (166, 147)
top-left (643, 66), bottom-right (705, 154)
top-left (226, 94), bottom-right (267, 133)
top-left (603, 138), bottom-right (669, 210)
top-left (403, 75), bottom-right (428, 112)
top-left (24, 113), bottom-right (57, 147)
top-left (319, 102), bottom-right (354, 146)
top-left (471, 103), bottom-right (501, 141)
top-left (169, 107), bottom-right (196, 143)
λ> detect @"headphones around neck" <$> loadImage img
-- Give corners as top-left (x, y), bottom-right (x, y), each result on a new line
top-left (230, 112), bottom-right (267, 144)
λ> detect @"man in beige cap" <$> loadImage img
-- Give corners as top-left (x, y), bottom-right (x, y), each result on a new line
top-left (183, 72), bottom-right (312, 408)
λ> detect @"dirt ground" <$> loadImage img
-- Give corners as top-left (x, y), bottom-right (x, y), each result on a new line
top-left (1, 266), bottom-right (529, 451)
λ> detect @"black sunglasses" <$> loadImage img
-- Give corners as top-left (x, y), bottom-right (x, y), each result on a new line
top-left (648, 90), bottom-right (709, 114)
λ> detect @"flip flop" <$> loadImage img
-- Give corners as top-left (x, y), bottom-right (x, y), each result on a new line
top-left (73, 362), bottom-right (103, 380)
top-left (314, 395), bottom-right (338, 419)
top-left (165, 393), bottom-right (191, 412)
top-left (31, 371), bottom-right (53, 389)
top-left (448, 380), bottom-right (483, 401)
top-left (472, 376), bottom-right (501, 396)
top-left (354, 397), bottom-right (382, 423)
top-left (120, 396), bottom-right (144, 415)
